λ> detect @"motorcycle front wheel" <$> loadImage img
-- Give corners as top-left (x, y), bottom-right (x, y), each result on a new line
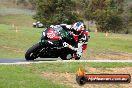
top-left (25, 43), bottom-right (42, 60)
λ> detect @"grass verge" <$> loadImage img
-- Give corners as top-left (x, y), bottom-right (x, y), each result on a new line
top-left (0, 24), bottom-right (132, 59)
top-left (0, 64), bottom-right (71, 88)
top-left (0, 62), bottom-right (132, 88)
top-left (0, 14), bottom-right (34, 27)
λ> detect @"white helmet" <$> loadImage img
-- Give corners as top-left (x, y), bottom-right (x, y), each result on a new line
top-left (72, 22), bottom-right (84, 32)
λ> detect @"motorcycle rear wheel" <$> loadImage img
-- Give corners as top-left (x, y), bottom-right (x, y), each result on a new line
top-left (60, 54), bottom-right (72, 60)
top-left (75, 57), bottom-right (80, 60)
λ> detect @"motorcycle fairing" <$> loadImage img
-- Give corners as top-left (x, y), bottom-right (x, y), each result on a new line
top-left (46, 27), bottom-right (61, 40)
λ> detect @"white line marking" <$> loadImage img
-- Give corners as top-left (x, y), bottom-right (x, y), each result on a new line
top-left (0, 60), bottom-right (132, 65)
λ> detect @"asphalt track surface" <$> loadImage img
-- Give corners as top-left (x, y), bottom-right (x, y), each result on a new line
top-left (0, 58), bottom-right (132, 65)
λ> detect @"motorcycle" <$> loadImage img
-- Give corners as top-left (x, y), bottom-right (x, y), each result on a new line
top-left (25, 25), bottom-right (89, 60)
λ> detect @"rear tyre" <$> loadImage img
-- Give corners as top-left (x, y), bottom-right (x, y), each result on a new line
top-left (60, 54), bottom-right (72, 60)
top-left (75, 57), bottom-right (80, 60)
top-left (74, 54), bottom-right (80, 60)
top-left (25, 43), bottom-right (41, 60)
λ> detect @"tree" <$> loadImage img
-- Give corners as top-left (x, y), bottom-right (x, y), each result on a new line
top-left (32, 0), bottom-right (79, 27)
top-left (121, 1), bottom-right (132, 34)
top-left (30, 0), bottom-right (131, 33)
top-left (84, 0), bottom-right (111, 31)
top-left (83, 0), bottom-right (126, 33)
top-left (104, 14), bottom-right (124, 33)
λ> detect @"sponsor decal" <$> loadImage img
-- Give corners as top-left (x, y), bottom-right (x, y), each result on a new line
top-left (47, 30), bottom-right (55, 39)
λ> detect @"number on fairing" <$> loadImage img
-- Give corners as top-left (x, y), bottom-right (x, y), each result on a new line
top-left (47, 31), bottom-right (55, 38)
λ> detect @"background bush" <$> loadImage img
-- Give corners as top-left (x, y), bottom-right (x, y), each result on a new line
top-left (6, 0), bottom-right (132, 33)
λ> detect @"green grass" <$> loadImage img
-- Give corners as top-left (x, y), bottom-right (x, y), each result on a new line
top-left (0, 62), bottom-right (132, 88)
top-left (0, 14), bottom-right (35, 27)
top-left (0, 14), bottom-right (131, 59)
top-left (0, 4), bottom-right (131, 88)
top-left (0, 23), bottom-right (132, 59)
top-left (31, 62), bottom-right (132, 73)
top-left (0, 24), bottom-right (43, 58)
top-left (88, 32), bottom-right (132, 52)
top-left (0, 64), bottom-right (71, 88)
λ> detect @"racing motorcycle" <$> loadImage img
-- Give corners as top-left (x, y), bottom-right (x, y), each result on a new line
top-left (25, 25), bottom-right (89, 60)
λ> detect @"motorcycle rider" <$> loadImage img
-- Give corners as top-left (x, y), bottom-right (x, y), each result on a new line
top-left (60, 21), bottom-right (88, 59)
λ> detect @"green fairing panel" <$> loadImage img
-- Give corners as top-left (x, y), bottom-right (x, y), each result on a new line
top-left (60, 29), bottom-right (70, 39)
top-left (40, 26), bottom-right (71, 45)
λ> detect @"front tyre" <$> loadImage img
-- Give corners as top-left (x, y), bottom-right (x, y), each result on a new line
top-left (25, 43), bottom-right (41, 60)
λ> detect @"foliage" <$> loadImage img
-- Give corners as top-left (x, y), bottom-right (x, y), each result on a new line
top-left (83, 0), bottom-right (125, 32)
top-left (122, 1), bottom-right (132, 34)
top-left (73, 0), bottom-right (131, 33)
top-left (32, 0), bottom-right (79, 27)
top-left (104, 14), bottom-right (123, 33)
top-left (13, 0), bottom-right (132, 33)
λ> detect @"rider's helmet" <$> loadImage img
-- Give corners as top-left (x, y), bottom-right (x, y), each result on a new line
top-left (72, 21), bottom-right (84, 35)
